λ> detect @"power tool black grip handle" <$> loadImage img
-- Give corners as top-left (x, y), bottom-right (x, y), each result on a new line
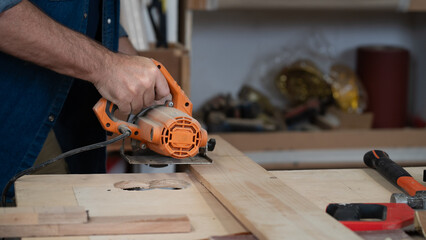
top-left (363, 150), bottom-right (411, 185)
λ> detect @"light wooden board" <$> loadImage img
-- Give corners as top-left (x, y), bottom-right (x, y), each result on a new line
top-left (272, 167), bottom-right (424, 210)
top-left (0, 214), bottom-right (190, 238)
top-left (189, 136), bottom-right (361, 240)
top-left (0, 206), bottom-right (87, 225)
top-left (15, 173), bottom-right (246, 240)
top-left (415, 210), bottom-right (426, 237)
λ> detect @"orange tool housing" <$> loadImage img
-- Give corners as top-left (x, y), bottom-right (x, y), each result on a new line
top-left (93, 59), bottom-right (208, 159)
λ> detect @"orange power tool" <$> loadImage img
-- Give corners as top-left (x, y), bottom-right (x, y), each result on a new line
top-left (93, 59), bottom-right (215, 165)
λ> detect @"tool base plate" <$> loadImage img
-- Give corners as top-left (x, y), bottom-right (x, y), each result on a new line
top-left (123, 154), bottom-right (213, 165)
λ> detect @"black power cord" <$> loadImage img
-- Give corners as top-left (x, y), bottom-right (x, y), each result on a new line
top-left (1, 127), bottom-right (131, 207)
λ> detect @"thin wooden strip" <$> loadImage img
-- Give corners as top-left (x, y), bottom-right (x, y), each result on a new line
top-left (37, 206), bottom-right (88, 224)
top-left (190, 136), bottom-right (361, 240)
top-left (0, 211), bottom-right (38, 225)
top-left (187, 0), bottom-right (210, 10)
top-left (0, 206), bottom-right (87, 225)
top-left (0, 214), bottom-right (190, 238)
top-left (415, 210), bottom-right (426, 237)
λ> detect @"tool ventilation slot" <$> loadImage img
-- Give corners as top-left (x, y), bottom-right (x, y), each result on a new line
top-left (161, 117), bottom-right (201, 158)
top-left (161, 129), bottom-right (169, 144)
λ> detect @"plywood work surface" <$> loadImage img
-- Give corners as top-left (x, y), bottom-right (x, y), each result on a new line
top-left (15, 172), bottom-right (246, 240)
top-left (14, 135), bottom-right (424, 240)
top-left (272, 167), bottom-right (425, 210)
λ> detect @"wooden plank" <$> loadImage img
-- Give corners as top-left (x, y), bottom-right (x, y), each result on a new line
top-left (15, 172), bottom-right (246, 240)
top-left (187, 0), bottom-right (209, 10)
top-left (415, 210), bottom-right (426, 237)
top-left (271, 167), bottom-right (424, 210)
top-left (0, 214), bottom-right (190, 238)
top-left (0, 206), bottom-right (87, 225)
top-left (189, 136), bottom-right (361, 240)
top-left (357, 229), bottom-right (412, 239)
top-left (272, 167), bottom-right (426, 239)
top-left (219, 129), bottom-right (426, 152)
top-left (409, 0), bottom-right (426, 12)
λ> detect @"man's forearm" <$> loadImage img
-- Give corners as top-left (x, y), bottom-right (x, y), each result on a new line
top-left (0, 0), bottom-right (110, 84)
top-left (0, 0), bottom-right (170, 114)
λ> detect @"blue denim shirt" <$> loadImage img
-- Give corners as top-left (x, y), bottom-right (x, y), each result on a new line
top-left (0, 0), bottom-right (121, 197)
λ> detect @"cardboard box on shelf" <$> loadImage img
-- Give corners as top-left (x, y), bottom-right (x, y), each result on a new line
top-left (316, 107), bottom-right (373, 130)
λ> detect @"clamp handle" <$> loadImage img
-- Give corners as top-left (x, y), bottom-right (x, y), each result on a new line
top-left (364, 150), bottom-right (426, 196)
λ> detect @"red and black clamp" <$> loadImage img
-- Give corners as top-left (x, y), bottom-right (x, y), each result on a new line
top-left (326, 203), bottom-right (414, 231)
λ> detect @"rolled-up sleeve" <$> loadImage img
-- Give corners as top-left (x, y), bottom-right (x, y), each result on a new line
top-left (0, 0), bottom-right (22, 13)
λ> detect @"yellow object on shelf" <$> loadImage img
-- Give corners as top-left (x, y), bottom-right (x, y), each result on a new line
top-left (329, 64), bottom-right (366, 113)
top-left (275, 59), bottom-right (332, 103)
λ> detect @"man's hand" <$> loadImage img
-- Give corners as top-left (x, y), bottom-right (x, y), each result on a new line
top-left (94, 54), bottom-right (170, 114)
top-left (0, 0), bottom-right (170, 115)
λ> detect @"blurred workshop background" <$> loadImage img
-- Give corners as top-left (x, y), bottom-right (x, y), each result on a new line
top-left (108, 0), bottom-right (426, 173)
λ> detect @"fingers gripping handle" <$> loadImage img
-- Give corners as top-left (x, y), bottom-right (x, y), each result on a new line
top-left (364, 150), bottom-right (426, 196)
top-left (93, 59), bottom-right (192, 141)
top-left (93, 98), bottom-right (144, 141)
top-left (151, 59), bottom-right (193, 116)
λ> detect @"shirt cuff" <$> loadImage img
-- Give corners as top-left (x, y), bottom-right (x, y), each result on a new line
top-left (0, 0), bottom-right (22, 13)
top-left (119, 24), bottom-right (128, 38)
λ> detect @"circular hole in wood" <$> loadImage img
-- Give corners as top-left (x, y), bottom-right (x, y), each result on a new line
top-left (113, 179), bottom-right (190, 191)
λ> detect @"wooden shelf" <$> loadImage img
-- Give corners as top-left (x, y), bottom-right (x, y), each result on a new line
top-left (218, 129), bottom-right (426, 152)
top-left (218, 129), bottom-right (426, 169)
top-left (409, 0), bottom-right (426, 11)
top-left (188, 0), bottom-right (426, 12)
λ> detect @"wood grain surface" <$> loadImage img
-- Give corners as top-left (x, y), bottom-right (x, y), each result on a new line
top-left (14, 135), bottom-right (424, 239)
top-left (0, 213), bottom-right (190, 238)
top-left (272, 167), bottom-right (424, 208)
top-left (189, 136), bottom-right (361, 240)
top-left (0, 206), bottom-right (87, 225)
top-left (415, 210), bottom-right (426, 237)
top-left (15, 172), bottom-right (246, 240)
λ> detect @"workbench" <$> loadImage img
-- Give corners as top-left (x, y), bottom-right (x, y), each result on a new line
top-left (14, 136), bottom-right (425, 239)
